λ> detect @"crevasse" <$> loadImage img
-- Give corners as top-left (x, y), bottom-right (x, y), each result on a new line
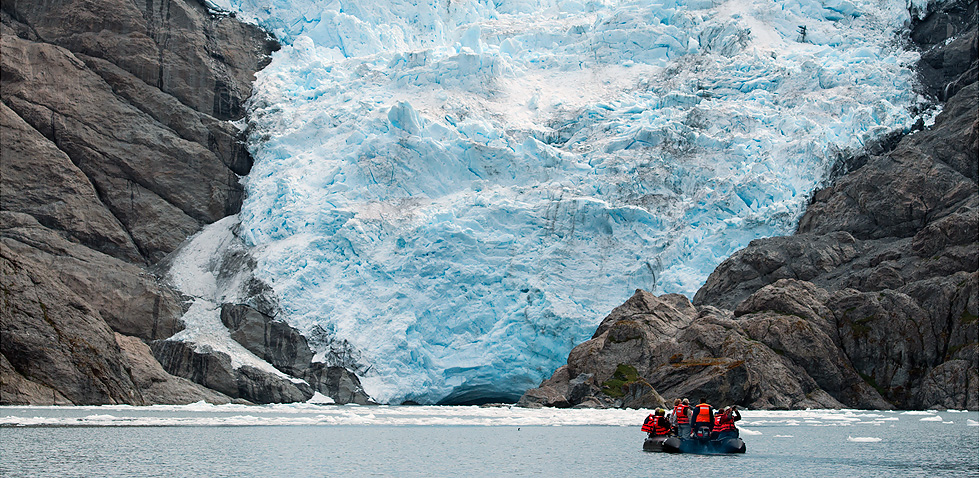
top-left (196, 0), bottom-right (922, 404)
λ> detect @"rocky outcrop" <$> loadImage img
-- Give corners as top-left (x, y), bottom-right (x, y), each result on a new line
top-left (149, 339), bottom-right (317, 404)
top-left (216, 303), bottom-right (374, 404)
top-left (0, 0), bottom-right (285, 405)
top-left (518, 288), bottom-right (889, 409)
top-left (114, 333), bottom-right (234, 405)
top-left (520, 2), bottom-right (978, 410)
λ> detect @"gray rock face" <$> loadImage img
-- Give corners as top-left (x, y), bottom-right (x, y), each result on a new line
top-left (0, 0), bottom-right (289, 405)
top-left (521, 2), bottom-right (978, 410)
top-left (114, 333), bottom-right (233, 405)
top-left (149, 340), bottom-right (314, 404)
top-left (212, 302), bottom-right (374, 404)
top-left (220, 304), bottom-right (315, 376)
top-left (518, 289), bottom-right (884, 410)
top-left (912, 0), bottom-right (978, 101)
top-left (303, 363), bottom-right (375, 405)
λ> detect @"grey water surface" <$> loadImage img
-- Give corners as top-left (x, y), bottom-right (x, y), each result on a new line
top-left (1, 408), bottom-right (976, 477)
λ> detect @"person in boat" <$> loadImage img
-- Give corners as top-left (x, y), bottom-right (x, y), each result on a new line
top-left (641, 408), bottom-right (673, 437)
top-left (672, 398), bottom-right (692, 438)
top-left (689, 397), bottom-right (714, 438)
top-left (713, 406), bottom-right (742, 440)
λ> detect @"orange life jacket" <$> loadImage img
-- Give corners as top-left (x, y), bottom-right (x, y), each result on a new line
top-left (673, 404), bottom-right (690, 424)
top-left (693, 403), bottom-right (713, 424)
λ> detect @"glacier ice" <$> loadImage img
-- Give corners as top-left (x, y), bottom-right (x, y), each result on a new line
top-left (189, 0), bottom-right (924, 403)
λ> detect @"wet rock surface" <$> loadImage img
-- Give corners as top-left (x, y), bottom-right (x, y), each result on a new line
top-left (521, 2), bottom-right (978, 410)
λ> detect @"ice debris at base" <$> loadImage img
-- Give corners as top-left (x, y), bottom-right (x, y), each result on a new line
top-left (2, 406), bottom-right (972, 428)
top-left (847, 436), bottom-right (882, 442)
top-left (202, 0), bottom-right (923, 403)
top-left (0, 406), bottom-right (937, 428)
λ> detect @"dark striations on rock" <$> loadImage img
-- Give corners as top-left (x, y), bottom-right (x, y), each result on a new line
top-left (520, 2), bottom-right (978, 410)
top-left (217, 303), bottom-right (374, 404)
top-left (0, 0), bottom-right (294, 405)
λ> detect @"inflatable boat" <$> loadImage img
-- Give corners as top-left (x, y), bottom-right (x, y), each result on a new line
top-left (643, 434), bottom-right (746, 454)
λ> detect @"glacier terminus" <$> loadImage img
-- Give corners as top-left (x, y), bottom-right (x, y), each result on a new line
top-left (172, 0), bottom-right (926, 404)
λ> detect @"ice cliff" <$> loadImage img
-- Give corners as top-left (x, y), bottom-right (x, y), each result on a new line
top-left (191, 0), bottom-right (924, 404)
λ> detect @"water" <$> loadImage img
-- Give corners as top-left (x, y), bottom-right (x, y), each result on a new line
top-left (2, 406), bottom-right (976, 477)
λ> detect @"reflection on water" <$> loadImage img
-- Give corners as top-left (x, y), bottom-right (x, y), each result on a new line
top-left (1, 407), bottom-right (977, 477)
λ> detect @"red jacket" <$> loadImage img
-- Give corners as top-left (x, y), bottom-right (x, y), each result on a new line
top-left (716, 409), bottom-right (741, 432)
top-left (641, 415), bottom-right (671, 435)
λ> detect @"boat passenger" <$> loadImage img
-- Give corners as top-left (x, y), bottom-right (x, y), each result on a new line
top-left (690, 397), bottom-right (714, 438)
top-left (669, 398), bottom-right (681, 428)
top-left (673, 398), bottom-right (692, 438)
top-left (714, 406), bottom-right (741, 440)
top-left (641, 408), bottom-right (672, 437)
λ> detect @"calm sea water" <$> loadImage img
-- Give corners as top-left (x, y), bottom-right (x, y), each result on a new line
top-left (1, 406), bottom-right (976, 477)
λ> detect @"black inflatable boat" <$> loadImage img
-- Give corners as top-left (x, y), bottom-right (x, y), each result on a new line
top-left (643, 434), bottom-right (746, 454)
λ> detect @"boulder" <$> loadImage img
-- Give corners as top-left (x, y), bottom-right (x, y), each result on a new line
top-left (302, 363), bottom-right (375, 405)
top-left (113, 333), bottom-right (233, 404)
top-left (149, 339), bottom-right (314, 404)
top-left (220, 304), bottom-right (314, 377)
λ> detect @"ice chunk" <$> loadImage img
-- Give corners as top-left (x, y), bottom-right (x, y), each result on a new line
top-left (847, 436), bottom-right (882, 442)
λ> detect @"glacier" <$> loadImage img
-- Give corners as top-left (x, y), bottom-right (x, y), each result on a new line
top-left (184, 0), bottom-right (925, 404)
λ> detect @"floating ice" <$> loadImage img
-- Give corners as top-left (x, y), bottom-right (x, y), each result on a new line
top-left (308, 392), bottom-right (336, 404)
top-left (192, 0), bottom-right (926, 403)
top-left (0, 405), bottom-right (652, 427)
top-left (919, 415), bottom-right (944, 422)
top-left (968, 419), bottom-right (978, 427)
top-left (739, 427), bottom-right (763, 435)
top-left (847, 436), bottom-right (882, 442)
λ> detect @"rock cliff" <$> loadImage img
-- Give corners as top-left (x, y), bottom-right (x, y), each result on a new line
top-left (519, 1), bottom-right (978, 410)
top-left (1, 0), bottom-right (370, 405)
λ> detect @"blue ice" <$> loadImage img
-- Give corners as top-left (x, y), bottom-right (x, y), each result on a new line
top-left (202, 0), bottom-right (923, 403)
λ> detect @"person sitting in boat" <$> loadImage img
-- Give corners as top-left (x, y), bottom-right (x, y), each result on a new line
top-left (641, 408), bottom-right (673, 437)
top-left (672, 398), bottom-right (692, 438)
top-left (689, 397), bottom-right (714, 439)
top-left (713, 406), bottom-right (742, 440)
